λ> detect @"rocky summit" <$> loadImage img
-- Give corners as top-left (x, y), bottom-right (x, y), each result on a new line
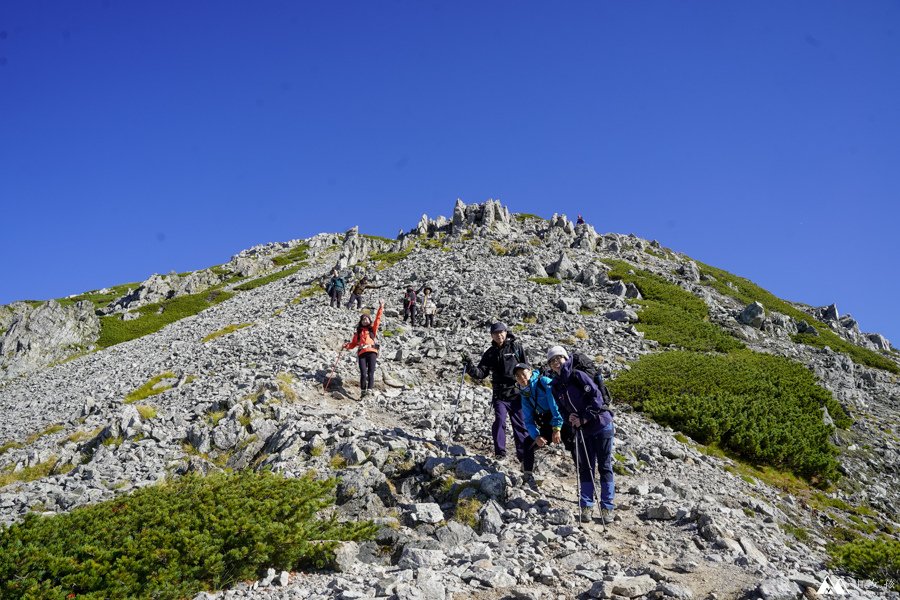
top-left (1, 199), bottom-right (898, 600)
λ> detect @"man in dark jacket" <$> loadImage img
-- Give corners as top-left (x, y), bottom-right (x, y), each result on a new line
top-left (464, 322), bottom-right (529, 465)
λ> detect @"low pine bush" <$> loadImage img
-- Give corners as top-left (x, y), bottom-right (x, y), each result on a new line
top-left (98, 290), bottom-right (233, 348)
top-left (604, 259), bottom-right (742, 353)
top-left (609, 350), bottom-right (849, 483)
top-left (234, 264), bottom-right (303, 292)
top-left (0, 471), bottom-right (377, 599)
top-left (829, 535), bottom-right (900, 591)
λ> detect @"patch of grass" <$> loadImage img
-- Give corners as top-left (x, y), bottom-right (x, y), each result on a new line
top-left (202, 323), bottom-right (253, 343)
top-left (828, 536), bottom-right (900, 591)
top-left (454, 498), bottom-right (482, 529)
top-left (514, 213), bottom-right (543, 222)
top-left (781, 522), bottom-right (811, 543)
top-left (0, 471), bottom-right (378, 598)
top-left (381, 328), bottom-right (402, 338)
top-left (293, 283), bottom-right (325, 302)
top-left (610, 350), bottom-right (848, 483)
top-left (697, 261), bottom-right (899, 374)
top-left (238, 415), bottom-right (252, 428)
top-left (271, 243), bottom-right (310, 267)
top-left (605, 259), bottom-right (742, 353)
top-left (362, 233), bottom-right (396, 244)
top-left (529, 277), bottom-right (561, 285)
top-left (102, 436), bottom-right (124, 447)
top-left (489, 241), bottom-right (509, 256)
top-left (522, 315), bottom-right (537, 324)
top-left (25, 424), bottom-right (64, 444)
top-left (574, 328), bottom-right (589, 340)
top-left (0, 456), bottom-right (58, 488)
top-left (234, 264), bottom-right (303, 292)
top-left (579, 308), bottom-right (595, 316)
top-left (56, 282), bottom-right (139, 310)
top-left (66, 428), bottom-right (103, 444)
top-left (673, 433), bottom-right (690, 444)
top-left (124, 372), bottom-right (177, 404)
top-left (98, 290), bottom-right (234, 348)
top-left (275, 373), bottom-right (299, 402)
top-left (309, 444), bottom-right (325, 458)
top-left (418, 235), bottom-right (448, 250)
top-left (135, 405), bottom-right (158, 420)
top-left (206, 410), bottom-right (226, 427)
top-left (330, 455), bottom-right (348, 469)
top-left (370, 247), bottom-right (413, 270)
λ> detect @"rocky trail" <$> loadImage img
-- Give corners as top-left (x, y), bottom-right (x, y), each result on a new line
top-left (1, 199), bottom-right (898, 599)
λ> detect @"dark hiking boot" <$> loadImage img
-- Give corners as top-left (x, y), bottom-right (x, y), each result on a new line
top-left (580, 506), bottom-right (593, 523)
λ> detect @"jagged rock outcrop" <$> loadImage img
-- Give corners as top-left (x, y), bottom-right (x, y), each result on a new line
top-left (0, 300), bottom-right (100, 379)
top-left (739, 301), bottom-right (766, 329)
top-left (334, 226), bottom-right (374, 270)
top-left (106, 270), bottom-right (224, 314)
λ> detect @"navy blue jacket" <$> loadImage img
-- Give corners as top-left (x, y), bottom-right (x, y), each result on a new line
top-left (550, 355), bottom-right (613, 435)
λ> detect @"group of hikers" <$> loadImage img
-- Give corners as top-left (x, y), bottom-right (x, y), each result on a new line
top-left (323, 265), bottom-right (615, 524)
top-left (326, 269), bottom-right (439, 328)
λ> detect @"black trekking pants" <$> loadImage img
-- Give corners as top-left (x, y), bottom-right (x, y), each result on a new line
top-left (358, 352), bottom-right (377, 391)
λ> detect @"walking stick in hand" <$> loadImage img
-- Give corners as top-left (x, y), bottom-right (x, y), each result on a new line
top-left (324, 346), bottom-right (346, 393)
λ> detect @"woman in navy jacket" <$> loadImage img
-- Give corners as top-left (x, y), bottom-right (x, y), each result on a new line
top-left (546, 345), bottom-right (615, 523)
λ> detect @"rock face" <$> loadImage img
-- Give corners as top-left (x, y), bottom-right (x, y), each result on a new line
top-left (0, 198), bottom-right (897, 600)
top-left (0, 300), bottom-right (100, 379)
top-left (739, 301), bottom-right (766, 329)
top-left (106, 270), bottom-right (224, 314)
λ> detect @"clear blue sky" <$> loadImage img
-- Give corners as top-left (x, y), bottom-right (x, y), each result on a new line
top-left (1, 2), bottom-right (898, 343)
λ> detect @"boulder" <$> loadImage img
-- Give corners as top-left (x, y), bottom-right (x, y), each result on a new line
top-left (738, 301), bottom-right (766, 329)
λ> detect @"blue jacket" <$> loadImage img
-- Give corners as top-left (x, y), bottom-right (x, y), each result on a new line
top-left (550, 355), bottom-right (613, 435)
top-left (519, 371), bottom-right (563, 440)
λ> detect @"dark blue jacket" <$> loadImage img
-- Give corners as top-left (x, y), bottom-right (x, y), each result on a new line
top-left (550, 355), bottom-right (613, 436)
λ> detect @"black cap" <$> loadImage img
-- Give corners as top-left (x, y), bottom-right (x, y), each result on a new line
top-left (490, 322), bottom-right (508, 334)
top-left (513, 362), bottom-right (531, 373)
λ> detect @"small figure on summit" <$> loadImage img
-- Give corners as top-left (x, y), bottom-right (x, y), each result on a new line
top-left (576, 214), bottom-right (585, 225)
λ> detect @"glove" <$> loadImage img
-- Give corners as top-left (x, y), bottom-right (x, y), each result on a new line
top-left (461, 353), bottom-right (472, 366)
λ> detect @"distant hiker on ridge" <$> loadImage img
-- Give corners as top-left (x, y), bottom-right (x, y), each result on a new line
top-left (326, 269), bottom-right (346, 309)
top-left (463, 322), bottom-right (529, 466)
top-left (343, 299), bottom-right (385, 398)
top-left (346, 275), bottom-right (385, 310)
top-left (576, 214), bottom-right (585, 225)
top-left (421, 285), bottom-right (437, 328)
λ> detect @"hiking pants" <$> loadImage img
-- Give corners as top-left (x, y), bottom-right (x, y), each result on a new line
top-left (423, 313), bottom-right (434, 327)
top-left (523, 412), bottom-right (555, 473)
top-left (330, 291), bottom-right (344, 308)
top-left (571, 423), bottom-right (615, 509)
top-left (346, 293), bottom-right (363, 309)
top-left (492, 394), bottom-right (527, 463)
top-left (403, 304), bottom-right (417, 325)
top-left (357, 352), bottom-right (377, 391)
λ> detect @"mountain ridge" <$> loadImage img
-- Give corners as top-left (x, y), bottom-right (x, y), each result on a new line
top-left (0, 198), bottom-right (898, 599)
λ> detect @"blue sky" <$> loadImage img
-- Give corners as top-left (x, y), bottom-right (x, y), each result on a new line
top-left (1, 2), bottom-right (898, 343)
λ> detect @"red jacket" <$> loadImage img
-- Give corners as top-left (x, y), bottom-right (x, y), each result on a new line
top-left (344, 304), bottom-right (383, 356)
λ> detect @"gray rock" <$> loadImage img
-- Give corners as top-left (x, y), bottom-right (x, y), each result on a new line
top-left (333, 541), bottom-right (360, 572)
top-left (478, 500), bottom-right (504, 534)
top-left (739, 302), bottom-right (766, 329)
top-left (409, 502), bottom-right (444, 524)
top-left (678, 262), bottom-right (701, 282)
top-left (478, 472), bottom-right (506, 499)
top-left (612, 575), bottom-right (657, 598)
top-left (739, 536), bottom-right (769, 566)
top-left (605, 309), bottom-right (639, 323)
top-left (556, 297), bottom-right (583, 314)
top-left (756, 578), bottom-right (801, 600)
top-left (397, 547), bottom-right (446, 569)
top-left (657, 581), bottom-right (694, 599)
top-left (646, 503), bottom-right (678, 520)
top-left (546, 252), bottom-right (578, 279)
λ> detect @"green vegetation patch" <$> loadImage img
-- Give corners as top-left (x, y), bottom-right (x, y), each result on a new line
top-left (0, 471), bottom-right (377, 599)
top-left (529, 277), bottom-right (561, 285)
top-left (362, 233), bottom-right (396, 244)
top-left (25, 424), bottom-right (64, 444)
top-left (370, 247), bottom-right (413, 270)
top-left (124, 372), bottom-right (178, 404)
top-left (829, 536), bottom-right (900, 591)
top-left (697, 262), bottom-right (899, 374)
top-left (605, 259), bottom-right (742, 353)
top-left (0, 441), bottom-right (23, 456)
top-left (202, 323), bottom-right (253, 343)
top-left (514, 213), bottom-right (543, 222)
top-left (272, 243), bottom-right (310, 267)
top-left (610, 350), bottom-right (849, 482)
top-left (56, 282), bottom-right (139, 310)
top-left (98, 290), bottom-right (233, 348)
top-left (293, 283), bottom-right (325, 302)
top-left (0, 456), bottom-right (59, 488)
top-left (234, 264), bottom-right (303, 292)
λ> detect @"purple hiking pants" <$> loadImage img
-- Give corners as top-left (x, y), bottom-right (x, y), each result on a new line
top-left (492, 394), bottom-right (528, 463)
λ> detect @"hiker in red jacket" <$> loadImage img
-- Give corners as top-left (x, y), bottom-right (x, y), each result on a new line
top-left (343, 299), bottom-right (385, 398)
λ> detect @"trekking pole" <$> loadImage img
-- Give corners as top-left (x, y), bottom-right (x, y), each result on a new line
top-left (445, 362), bottom-right (468, 447)
top-left (574, 426), bottom-right (583, 523)
top-left (324, 347), bottom-right (345, 393)
top-left (578, 428), bottom-right (607, 531)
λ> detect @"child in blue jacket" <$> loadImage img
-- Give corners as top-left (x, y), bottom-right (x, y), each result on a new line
top-left (513, 363), bottom-right (563, 479)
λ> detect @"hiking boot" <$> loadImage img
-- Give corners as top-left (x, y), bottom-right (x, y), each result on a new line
top-left (521, 472), bottom-right (538, 491)
top-left (599, 508), bottom-right (613, 525)
top-left (580, 506), bottom-right (593, 523)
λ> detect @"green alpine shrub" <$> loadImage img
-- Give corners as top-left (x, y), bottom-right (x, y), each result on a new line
top-left (0, 471), bottom-right (377, 599)
top-left (609, 350), bottom-right (848, 482)
top-left (829, 536), bottom-right (900, 591)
